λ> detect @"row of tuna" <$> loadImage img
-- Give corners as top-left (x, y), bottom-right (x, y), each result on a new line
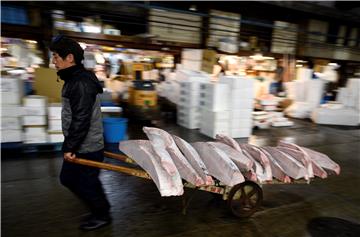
top-left (119, 127), bottom-right (340, 197)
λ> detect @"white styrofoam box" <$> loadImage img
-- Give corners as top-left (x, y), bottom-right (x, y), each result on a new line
top-left (177, 116), bottom-right (200, 129)
top-left (178, 95), bottom-right (200, 107)
top-left (23, 95), bottom-right (47, 107)
top-left (48, 119), bottom-right (62, 131)
top-left (271, 117), bottom-right (289, 123)
top-left (178, 107), bottom-right (201, 122)
top-left (179, 88), bottom-right (200, 99)
top-left (231, 109), bottom-right (253, 119)
top-left (230, 99), bottom-right (254, 109)
top-left (1, 106), bottom-right (24, 117)
top-left (268, 111), bottom-right (284, 118)
top-left (346, 78), bottom-right (360, 110)
top-left (176, 69), bottom-right (210, 82)
top-left (179, 80), bottom-right (202, 91)
top-left (199, 83), bottom-right (229, 111)
top-left (24, 106), bottom-right (47, 116)
top-left (49, 133), bottom-right (64, 143)
top-left (230, 118), bottom-right (252, 129)
top-left (311, 108), bottom-right (359, 126)
top-left (285, 81), bottom-right (307, 102)
top-left (25, 127), bottom-right (46, 134)
top-left (181, 59), bottom-right (202, 71)
top-left (305, 80), bottom-right (325, 108)
top-left (200, 123), bottom-right (230, 139)
top-left (253, 121), bottom-right (271, 129)
top-left (201, 108), bottom-right (230, 123)
top-left (272, 121), bottom-right (294, 127)
top-left (230, 88), bottom-right (254, 103)
top-left (1, 77), bottom-right (23, 105)
top-left (24, 133), bottom-right (48, 144)
top-left (22, 116), bottom-right (47, 126)
top-left (1, 117), bottom-right (21, 130)
top-left (178, 105), bottom-right (201, 114)
top-left (24, 127), bottom-right (48, 144)
top-left (296, 68), bottom-right (313, 81)
top-left (263, 105), bottom-right (278, 111)
top-left (219, 76), bottom-right (254, 89)
top-left (182, 49), bottom-right (203, 61)
top-left (260, 99), bottom-right (278, 106)
top-left (1, 130), bottom-right (22, 143)
top-left (230, 127), bottom-right (252, 138)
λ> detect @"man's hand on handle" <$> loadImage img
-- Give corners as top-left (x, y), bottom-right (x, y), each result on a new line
top-left (64, 152), bottom-right (76, 161)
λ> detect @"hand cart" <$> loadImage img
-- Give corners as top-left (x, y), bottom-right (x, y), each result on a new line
top-left (70, 151), bottom-right (307, 218)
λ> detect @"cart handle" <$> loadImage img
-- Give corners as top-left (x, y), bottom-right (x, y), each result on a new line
top-left (104, 151), bottom-right (136, 164)
top-left (68, 157), bottom-right (151, 180)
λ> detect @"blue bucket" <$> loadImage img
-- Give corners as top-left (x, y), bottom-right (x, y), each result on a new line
top-left (103, 117), bottom-right (128, 143)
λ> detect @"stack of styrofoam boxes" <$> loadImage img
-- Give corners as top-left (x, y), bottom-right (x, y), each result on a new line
top-left (219, 76), bottom-right (254, 138)
top-left (1, 76), bottom-right (24, 143)
top-left (23, 96), bottom-right (48, 144)
top-left (199, 82), bottom-right (230, 138)
top-left (176, 70), bottom-right (210, 129)
top-left (181, 49), bottom-right (203, 71)
top-left (48, 103), bottom-right (64, 143)
top-left (177, 81), bottom-right (202, 129)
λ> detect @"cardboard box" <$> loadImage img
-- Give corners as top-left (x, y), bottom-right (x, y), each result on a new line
top-left (34, 67), bottom-right (63, 103)
top-left (201, 49), bottom-right (217, 74)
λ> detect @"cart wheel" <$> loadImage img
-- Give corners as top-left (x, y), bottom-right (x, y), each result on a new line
top-left (227, 181), bottom-right (263, 218)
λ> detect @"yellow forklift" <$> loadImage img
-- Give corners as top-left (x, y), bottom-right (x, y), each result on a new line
top-left (124, 63), bottom-right (161, 121)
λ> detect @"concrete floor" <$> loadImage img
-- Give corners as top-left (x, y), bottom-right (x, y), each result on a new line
top-left (2, 119), bottom-right (360, 237)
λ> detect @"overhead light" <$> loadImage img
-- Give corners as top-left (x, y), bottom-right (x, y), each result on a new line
top-left (250, 54), bottom-right (274, 60)
top-left (189, 5), bottom-right (197, 11)
top-left (296, 64), bottom-right (303, 68)
top-left (26, 40), bottom-right (37, 44)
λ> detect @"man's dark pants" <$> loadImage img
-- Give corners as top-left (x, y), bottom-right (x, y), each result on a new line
top-left (60, 149), bottom-right (110, 218)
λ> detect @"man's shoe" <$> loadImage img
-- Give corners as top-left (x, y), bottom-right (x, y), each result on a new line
top-left (79, 216), bottom-right (111, 231)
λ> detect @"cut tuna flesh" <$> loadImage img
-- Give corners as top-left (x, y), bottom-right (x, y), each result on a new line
top-left (278, 141), bottom-right (327, 178)
top-left (173, 135), bottom-right (214, 185)
top-left (259, 148), bottom-right (292, 183)
top-left (239, 144), bottom-right (273, 181)
top-left (302, 147), bottom-right (340, 175)
top-left (215, 134), bottom-right (242, 151)
top-left (208, 142), bottom-right (253, 171)
top-left (119, 140), bottom-right (183, 196)
top-left (192, 142), bottom-right (245, 186)
top-left (262, 147), bottom-right (308, 180)
top-left (143, 127), bottom-right (204, 186)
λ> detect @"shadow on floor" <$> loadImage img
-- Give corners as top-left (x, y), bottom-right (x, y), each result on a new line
top-left (307, 217), bottom-right (360, 237)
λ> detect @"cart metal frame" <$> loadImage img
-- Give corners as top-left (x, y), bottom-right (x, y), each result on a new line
top-left (70, 151), bottom-right (307, 218)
